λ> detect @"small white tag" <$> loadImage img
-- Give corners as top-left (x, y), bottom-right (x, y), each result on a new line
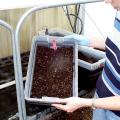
top-left (42, 96), bottom-right (60, 102)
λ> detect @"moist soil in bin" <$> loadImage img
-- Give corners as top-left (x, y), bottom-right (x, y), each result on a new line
top-left (78, 52), bottom-right (98, 63)
top-left (37, 108), bottom-right (92, 120)
top-left (31, 45), bottom-right (73, 98)
top-left (52, 108), bottom-right (92, 120)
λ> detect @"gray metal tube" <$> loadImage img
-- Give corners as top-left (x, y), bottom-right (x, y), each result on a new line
top-left (15, 0), bottom-right (103, 119)
top-left (0, 19), bottom-right (26, 120)
top-left (0, 77), bottom-right (26, 90)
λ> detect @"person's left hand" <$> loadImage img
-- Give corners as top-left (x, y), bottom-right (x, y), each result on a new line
top-left (52, 97), bottom-right (90, 113)
top-left (64, 34), bottom-right (90, 46)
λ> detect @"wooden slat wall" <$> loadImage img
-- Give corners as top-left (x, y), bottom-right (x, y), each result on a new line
top-left (0, 7), bottom-right (72, 58)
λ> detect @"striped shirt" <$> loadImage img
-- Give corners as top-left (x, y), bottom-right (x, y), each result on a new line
top-left (96, 11), bottom-right (120, 117)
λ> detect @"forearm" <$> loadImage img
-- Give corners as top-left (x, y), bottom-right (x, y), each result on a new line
top-left (84, 96), bottom-right (120, 111)
top-left (88, 36), bottom-right (106, 50)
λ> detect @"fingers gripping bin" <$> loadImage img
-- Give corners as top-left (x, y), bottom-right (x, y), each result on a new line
top-left (25, 35), bottom-right (78, 104)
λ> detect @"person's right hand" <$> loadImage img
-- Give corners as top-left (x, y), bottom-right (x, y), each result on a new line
top-left (64, 34), bottom-right (90, 46)
top-left (52, 97), bottom-right (92, 113)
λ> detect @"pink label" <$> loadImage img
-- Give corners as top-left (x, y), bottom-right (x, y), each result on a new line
top-left (50, 40), bottom-right (57, 50)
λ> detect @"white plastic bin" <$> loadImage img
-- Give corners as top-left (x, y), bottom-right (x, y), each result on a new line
top-left (25, 35), bottom-right (78, 104)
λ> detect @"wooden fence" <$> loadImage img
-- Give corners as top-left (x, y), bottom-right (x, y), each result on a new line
top-left (0, 7), bottom-right (73, 58)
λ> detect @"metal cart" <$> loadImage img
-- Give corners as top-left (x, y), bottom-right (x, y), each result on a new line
top-left (3, 0), bottom-right (103, 119)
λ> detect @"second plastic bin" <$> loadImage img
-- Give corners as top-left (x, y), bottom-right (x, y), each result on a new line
top-left (78, 46), bottom-right (105, 92)
top-left (78, 46), bottom-right (105, 71)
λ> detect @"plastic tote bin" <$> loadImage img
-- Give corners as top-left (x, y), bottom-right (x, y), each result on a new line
top-left (25, 35), bottom-right (78, 104)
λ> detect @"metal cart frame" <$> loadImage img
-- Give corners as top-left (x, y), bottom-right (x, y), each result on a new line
top-left (0, 20), bottom-right (25, 120)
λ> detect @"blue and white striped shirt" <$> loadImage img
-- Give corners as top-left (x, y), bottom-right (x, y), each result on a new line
top-left (96, 11), bottom-right (120, 116)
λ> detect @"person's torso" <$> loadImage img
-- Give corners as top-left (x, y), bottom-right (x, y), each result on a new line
top-left (96, 10), bottom-right (120, 117)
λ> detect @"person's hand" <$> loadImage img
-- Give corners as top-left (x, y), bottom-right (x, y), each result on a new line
top-left (64, 34), bottom-right (90, 46)
top-left (52, 97), bottom-right (91, 113)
